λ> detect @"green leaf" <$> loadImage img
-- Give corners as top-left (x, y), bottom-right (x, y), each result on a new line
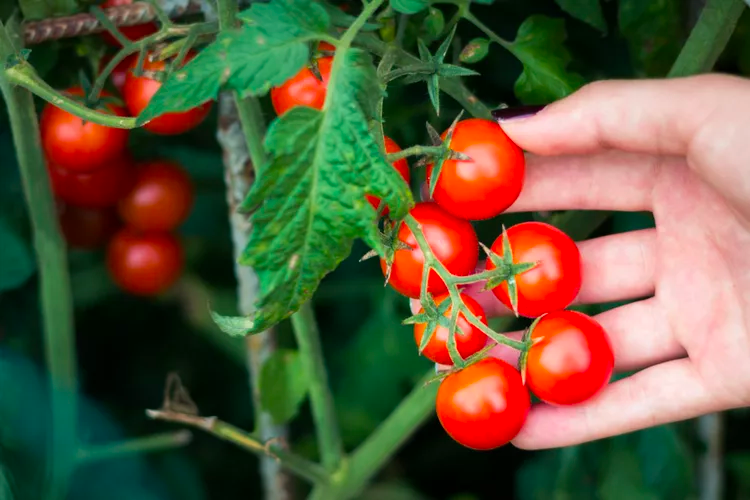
top-left (209, 310), bottom-right (255, 337)
top-left (18, 0), bottom-right (76, 19)
top-left (618, 0), bottom-right (684, 76)
top-left (507, 15), bottom-right (586, 104)
top-left (422, 7), bottom-right (445, 41)
top-left (0, 218), bottom-right (34, 293)
top-left (390, 0), bottom-right (430, 15)
top-left (136, 0), bottom-right (330, 126)
top-left (554, 0), bottom-right (607, 32)
top-left (239, 49), bottom-right (414, 334)
top-left (259, 349), bottom-right (310, 425)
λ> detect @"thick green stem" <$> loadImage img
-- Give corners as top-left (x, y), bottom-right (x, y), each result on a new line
top-left (76, 431), bottom-right (192, 464)
top-left (235, 95), bottom-right (267, 170)
top-left (668, 0), bottom-right (746, 77)
top-left (291, 302), bottom-right (344, 471)
top-left (0, 22), bottom-right (77, 500)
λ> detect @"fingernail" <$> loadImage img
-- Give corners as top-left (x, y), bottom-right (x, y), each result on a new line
top-left (492, 105), bottom-right (546, 122)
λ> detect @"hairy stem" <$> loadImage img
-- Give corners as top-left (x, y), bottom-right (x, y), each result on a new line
top-left (386, 144), bottom-right (444, 162)
top-left (0, 21), bottom-right (77, 500)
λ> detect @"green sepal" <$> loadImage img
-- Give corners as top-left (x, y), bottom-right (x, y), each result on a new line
top-left (480, 228), bottom-right (538, 316)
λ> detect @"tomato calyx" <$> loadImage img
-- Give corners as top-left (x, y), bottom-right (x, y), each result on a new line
top-left (359, 219), bottom-right (412, 283)
top-left (423, 113), bottom-right (473, 197)
top-left (481, 226), bottom-right (538, 316)
top-left (423, 341), bottom-right (499, 386)
top-left (517, 315), bottom-right (544, 385)
top-left (403, 293), bottom-right (454, 354)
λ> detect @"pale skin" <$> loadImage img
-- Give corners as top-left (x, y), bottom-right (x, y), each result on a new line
top-left (413, 73), bottom-right (750, 449)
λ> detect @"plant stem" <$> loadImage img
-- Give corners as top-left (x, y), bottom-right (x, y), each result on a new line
top-left (76, 431), bottom-right (193, 464)
top-left (0, 21), bottom-right (77, 500)
top-left (461, 11), bottom-right (511, 49)
top-left (668, 0), bottom-right (746, 77)
top-left (146, 410), bottom-right (329, 485)
top-left (291, 303), bottom-right (344, 471)
top-left (386, 144), bottom-right (444, 162)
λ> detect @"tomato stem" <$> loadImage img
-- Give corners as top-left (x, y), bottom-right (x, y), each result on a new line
top-left (385, 144), bottom-right (443, 162)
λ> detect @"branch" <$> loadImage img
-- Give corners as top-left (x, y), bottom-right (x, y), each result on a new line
top-left (76, 431), bottom-right (192, 464)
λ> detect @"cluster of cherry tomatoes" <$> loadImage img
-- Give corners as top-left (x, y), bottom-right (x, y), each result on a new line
top-left (41, 5), bottom-right (213, 296)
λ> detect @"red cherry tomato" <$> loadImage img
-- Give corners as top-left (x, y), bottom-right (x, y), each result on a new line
top-left (123, 51), bottom-right (213, 135)
top-left (100, 53), bottom-right (137, 93)
top-left (40, 87), bottom-right (129, 173)
top-left (118, 159), bottom-right (193, 231)
top-left (58, 204), bottom-right (121, 249)
top-left (366, 136), bottom-right (410, 215)
top-left (48, 155), bottom-right (134, 208)
top-left (436, 357), bottom-right (530, 450)
top-left (99, 0), bottom-right (159, 47)
top-left (106, 228), bottom-right (184, 296)
top-left (413, 292), bottom-right (488, 365)
top-left (380, 202), bottom-right (478, 299)
top-left (526, 310), bottom-right (614, 405)
top-left (486, 221), bottom-right (581, 318)
top-left (271, 56), bottom-right (333, 116)
top-left (427, 118), bottom-right (525, 221)
top-left (318, 41), bottom-right (336, 52)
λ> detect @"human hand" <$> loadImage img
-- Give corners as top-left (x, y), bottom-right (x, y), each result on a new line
top-left (416, 74), bottom-right (750, 450)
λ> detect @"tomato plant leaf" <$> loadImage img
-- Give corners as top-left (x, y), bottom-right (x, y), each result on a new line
top-left (209, 310), bottom-right (256, 337)
top-left (618, 0), bottom-right (684, 76)
top-left (135, 0), bottom-right (330, 126)
top-left (507, 15), bottom-right (586, 104)
top-left (238, 49), bottom-right (414, 334)
top-left (554, 0), bottom-right (607, 33)
top-left (390, 0), bottom-right (429, 15)
top-left (0, 218), bottom-right (34, 293)
top-left (259, 349), bottom-right (309, 425)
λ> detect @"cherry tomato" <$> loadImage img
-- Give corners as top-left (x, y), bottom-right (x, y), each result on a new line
top-left (100, 53), bottom-right (137, 93)
top-left (526, 310), bottom-right (614, 405)
top-left (436, 357), bottom-right (530, 450)
top-left (40, 87), bottom-right (129, 173)
top-left (99, 0), bottom-right (159, 47)
top-left (486, 221), bottom-right (581, 318)
top-left (48, 155), bottom-right (134, 208)
top-left (123, 51), bottom-right (213, 135)
top-left (271, 56), bottom-right (333, 116)
top-left (427, 118), bottom-right (524, 221)
top-left (380, 202), bottom-right (478, 299)
top-left (106, 228), bottom-right (184, 296)
top-left (58, 204), bottom-right (121, 249)
top-left (414, 292), bottom-right (488, 365)
top-left (318, 41), bottom-right (336, 52)
top-left (118, 159), bottom-right (193, 231)
top-left (366, 136), bottom-right (410, 215)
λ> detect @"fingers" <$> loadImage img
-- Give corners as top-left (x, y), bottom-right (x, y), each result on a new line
top-left (496, 74), bottom-right (746, 158)
top-left (506, 152), bottom-right (684, 213)
top-left (512, 358), bottom-right (719, 450)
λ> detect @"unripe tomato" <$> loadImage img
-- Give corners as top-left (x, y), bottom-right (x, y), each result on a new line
top-left (106, 228), bottom-right (184, 296)
top-left (380, 202), bottom-right (478, 299)
top-left (123, 51), bottom-right (213, 135)
top-left (58, 204), bottom-right (121, 249)
top-left (525, 310), bottom-right (614, 405)
top-left (486, 221), bottom-right (581, 317)
top-left (99, 0), bottom-right (159, 47)
top-left (40, 87), bottom-right (130, 173)
top-left (271, 57), bottom-right (333, 116)
top-left (413, 293), bottom-right (488, 365)
top-left (118, 159), bottom-right (193, 231)
top-left (427, 118), bottom-right (524, 220)
top-left (366, 136), bottom-right (410, 215)
top-left (48, 155), bottom-right (134, 208)
top-left (436, 357), bottom-right (530, 450)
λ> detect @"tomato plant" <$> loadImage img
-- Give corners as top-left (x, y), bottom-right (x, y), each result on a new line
top-left (118, 159), bottom-right (194, 231)
top-left (366, 136), bottom-right (410, 215)
top-left (123, 52), bottom-right (213, 135)
top-left (40, 87), bottom-right (129, 172)
top-left (47, 155), bottom-right (134, 208)
top-left (380, 202), bottom-right (478, 299)
top-left (106, 228), bottom-right (184, 296)
top-left (270, 56), bottom-right (333, 116)
top-left (427, 118), bottom-right (525, 221)
top-left (413, 292), bottom-right (488, 365)
top-left (486, 221), bottom-right (582, 317)
top-left (436, 357), bottom-right (530, 450)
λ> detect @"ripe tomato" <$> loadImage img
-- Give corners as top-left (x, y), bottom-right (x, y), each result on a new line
top-left (40, 87), bottom-right (130, 173)
top-left (427, 118), bottom-right (524, 221)
top-left (48, 155), bottom-right (134, 208)
top-left (99, 0), bottom-right (159, 47)
top-left (526, 310), bottom-right (614, 405)
top-left (107, 228), bottom-right (184, 296)
top-left (100, 53), bottom-right (137, 93)
top-left (271, 56), bottom-right (333, 116)
top-left (486, 221), bottom-right (581, 318)
top-left (436, 357), bottom-right (530, 450)
top-left (123, 51), bottom-right (213, 135)
top-left (414, 292), bottom-right (488, 365)
top-left (367, 136), bottom-right (410, 215)
top-left (58, 204), bottom-right (121, 249)
top-left (118, 160), bottom-right (193, 231)
top-left (380, 202), bottom-right (478, 299)
top-left (318, 41), bottom-right (336, 52)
